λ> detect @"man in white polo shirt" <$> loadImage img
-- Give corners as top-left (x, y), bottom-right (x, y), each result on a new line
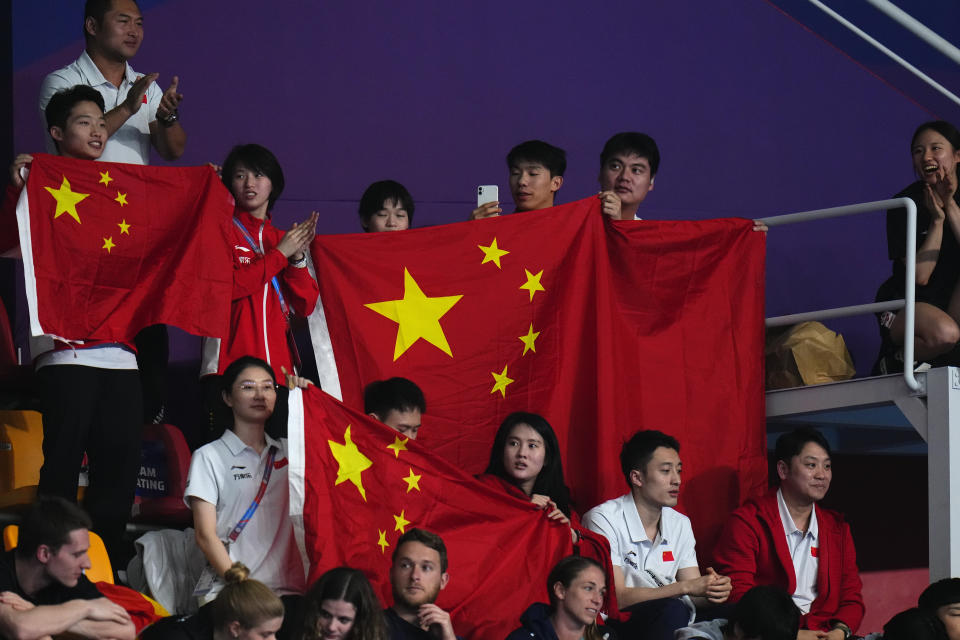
top-left (582, 429), bottom-right (732, 640)
top-left (714, 427), bottom-right (864, 640)
top-left (39, 0), bottom-right (189, 426)
top-left (39, 0), bottom-right (186, 164)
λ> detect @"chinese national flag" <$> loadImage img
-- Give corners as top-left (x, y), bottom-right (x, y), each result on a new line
top-left (305, 197), bottom-right (766, 565)
top-left (16, 154), bottom-right (234, 343)
top-left (288, 387), bottom-right (573, 640)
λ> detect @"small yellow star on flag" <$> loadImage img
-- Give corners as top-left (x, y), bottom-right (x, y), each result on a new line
top-left (98, 171), bottom-right (113, 187)
top-left (102, 237), bottom-right (115, 253)
top-left (491, 364), bottom-right (515, 397)
top-left (328, 425), bottom-right (373, 501)
top-left (377, 529), bottom-right (389, 553)
top-left (115, 192), bottom-right (128, 207)
top-left (387, 435), bottom-right (408, 459)
top-left (45, 176), bottom-right (89, 224)
top-left (117, 219), bottom-right (131, 235)
top-left (520, 269), bottom-right (545, 301)
top-left (365, 268), bottom-right (463, 361)
top-left (403, 468), bottom-right (422, 493)
top-left (519, 324), bottom-right (540, 355)
top-left (478, 238), bottom-right (509, 269)
top-left (393, 509), bottom-right (411, 534)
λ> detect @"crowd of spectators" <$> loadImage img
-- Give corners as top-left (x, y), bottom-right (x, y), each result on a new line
top-left (2, 0), bottom-right (960, 639)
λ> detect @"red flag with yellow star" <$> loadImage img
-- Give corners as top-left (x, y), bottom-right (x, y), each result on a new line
top-left (306, 197), bottom-right (766, 562)
top-left (15, 154), bottom-right (234, 343)
top-left (288, 386), bottom-right (574, 640)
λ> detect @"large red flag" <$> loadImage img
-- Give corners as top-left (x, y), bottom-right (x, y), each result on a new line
top-left (288, 387), bottom-right (573, 640)
top-left (306, 197), bottom-right (766, 563)
top-left (15, 154), bottom-right (234, 343)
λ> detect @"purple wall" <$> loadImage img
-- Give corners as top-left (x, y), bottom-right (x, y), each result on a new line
top-left (11, 0), bottom-right (946, 374)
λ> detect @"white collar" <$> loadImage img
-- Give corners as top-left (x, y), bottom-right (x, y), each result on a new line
top-left (777, 487), bottom-right (818, 540)
top-left (220, 428), bottom-right (280, 457)
top-left (624, 493), bottom-right (672, 545)
top-left (77, 50), bottom-right (138, 87)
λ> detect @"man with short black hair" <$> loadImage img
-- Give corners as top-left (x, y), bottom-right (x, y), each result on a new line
top-left (40, 0), bottom-right (189, 427)
top-left (9, 87), bottom-right (143, 568)
top-left (386, 528), bottom-right (457, 640)
top-left (598, 132), bottom-right (660, 220)
top-left (0, 497), bottom-right (135, 640)
top-left (714, 427), bottom-right (864, 640)
top-left (471, 140), bottom-right (566, 219)
top-left (582, 429), bottom-right (731, 640)
top-left (39, 0), bottom-right (186, 164)
top-left (364, 377), bottom-right (426, 440)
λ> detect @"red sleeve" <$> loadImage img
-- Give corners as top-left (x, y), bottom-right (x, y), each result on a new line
top-left (832, 522), bottom-right (865, 632)
top-left (232, 248), bottom-right (289, 300)
top-left (280, 262), bottom-right (320, 316)
top-left (712, 509), bottom-right (761, 603)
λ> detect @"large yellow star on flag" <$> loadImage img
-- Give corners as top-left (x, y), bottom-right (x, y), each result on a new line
top-left (520, 269), bottom-right (545, 301)
top-left (387, 435), bottom-right (408, 458)
top-left (491, 364), bottom-right (515, 397)
top-left (45, 176), bottom-right (89, 224)
top-left (403, 468), bottom-right (422, 493)
top-left (102, 237), bottom-right (115, 253)
top-left (478, 238), bottom-right (509, 268)
top-left (365, 268), bottom-right (463, 361)
top-left (98, 171), bottom-right (113, 186)
top-left (519, 323), bottom-right (540, 355)
top-left (328, 425), bottom-right (373, 501)
top-left (393, 509), bottom-right (411, 534)
top-left (377, 529), bottom-right (389, 553)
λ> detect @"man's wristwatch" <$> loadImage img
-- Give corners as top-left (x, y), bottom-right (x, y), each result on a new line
top-left (831, 621), bottom-right (852, 640)
top-left (289, 254), bottom-right (308, 268)
top-left (159, 109), bottom-right (179, 128)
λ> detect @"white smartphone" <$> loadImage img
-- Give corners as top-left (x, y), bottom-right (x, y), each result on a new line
top-left (477, 185), bottom-right (499, 207)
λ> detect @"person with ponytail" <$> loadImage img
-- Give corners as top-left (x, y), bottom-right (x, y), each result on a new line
top-left (505, 556), bottom-right (616, 640)
top-left (212, 563), bottom-right (285, 640)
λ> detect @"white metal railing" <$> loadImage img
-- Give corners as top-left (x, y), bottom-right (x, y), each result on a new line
top-left (758, 197), bottom-right (919, 392)
top-left (807, 0), bottom-right (960, 109)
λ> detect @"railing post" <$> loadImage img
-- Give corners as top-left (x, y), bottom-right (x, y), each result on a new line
top-left (760, 197), bottom-right (920, 391)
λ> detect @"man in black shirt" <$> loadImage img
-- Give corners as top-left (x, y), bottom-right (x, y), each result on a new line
top-left (0, 496), bottom-right (134, 639)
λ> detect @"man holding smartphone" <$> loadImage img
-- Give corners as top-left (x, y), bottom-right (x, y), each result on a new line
top-left (470, 140), bottom-right (566, 219)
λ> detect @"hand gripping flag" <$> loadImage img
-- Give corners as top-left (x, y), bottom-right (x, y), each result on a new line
top-left (305, 197), bottom-right (767, 563)
top-left (287, 387), bottom-right (574, 640)
top-left (15, 154), bottom-right (234, 343)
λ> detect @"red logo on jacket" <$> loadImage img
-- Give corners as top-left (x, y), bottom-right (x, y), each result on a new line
top-left (662, 550), bottom-right (674, 562)
top-left (811, 547), bottom-right (818, 558)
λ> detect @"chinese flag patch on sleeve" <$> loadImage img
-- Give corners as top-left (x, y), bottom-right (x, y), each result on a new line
top-left (663, 550), bottom-right (675, 562)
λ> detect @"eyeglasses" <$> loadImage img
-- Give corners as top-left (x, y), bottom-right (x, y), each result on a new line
top-left (236, 382), bottom-right (278, 394)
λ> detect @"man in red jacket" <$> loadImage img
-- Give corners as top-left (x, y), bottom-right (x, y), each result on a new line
top-left (713, 427), bottom-right (863, 640)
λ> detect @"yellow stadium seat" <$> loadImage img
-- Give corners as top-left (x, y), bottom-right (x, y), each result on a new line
top-left (3, 524), bottom-right (114, 584)
top-left (0, 410), bottom-right (86, 510)
top-left (0, 410), bottom-right (45, 508)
